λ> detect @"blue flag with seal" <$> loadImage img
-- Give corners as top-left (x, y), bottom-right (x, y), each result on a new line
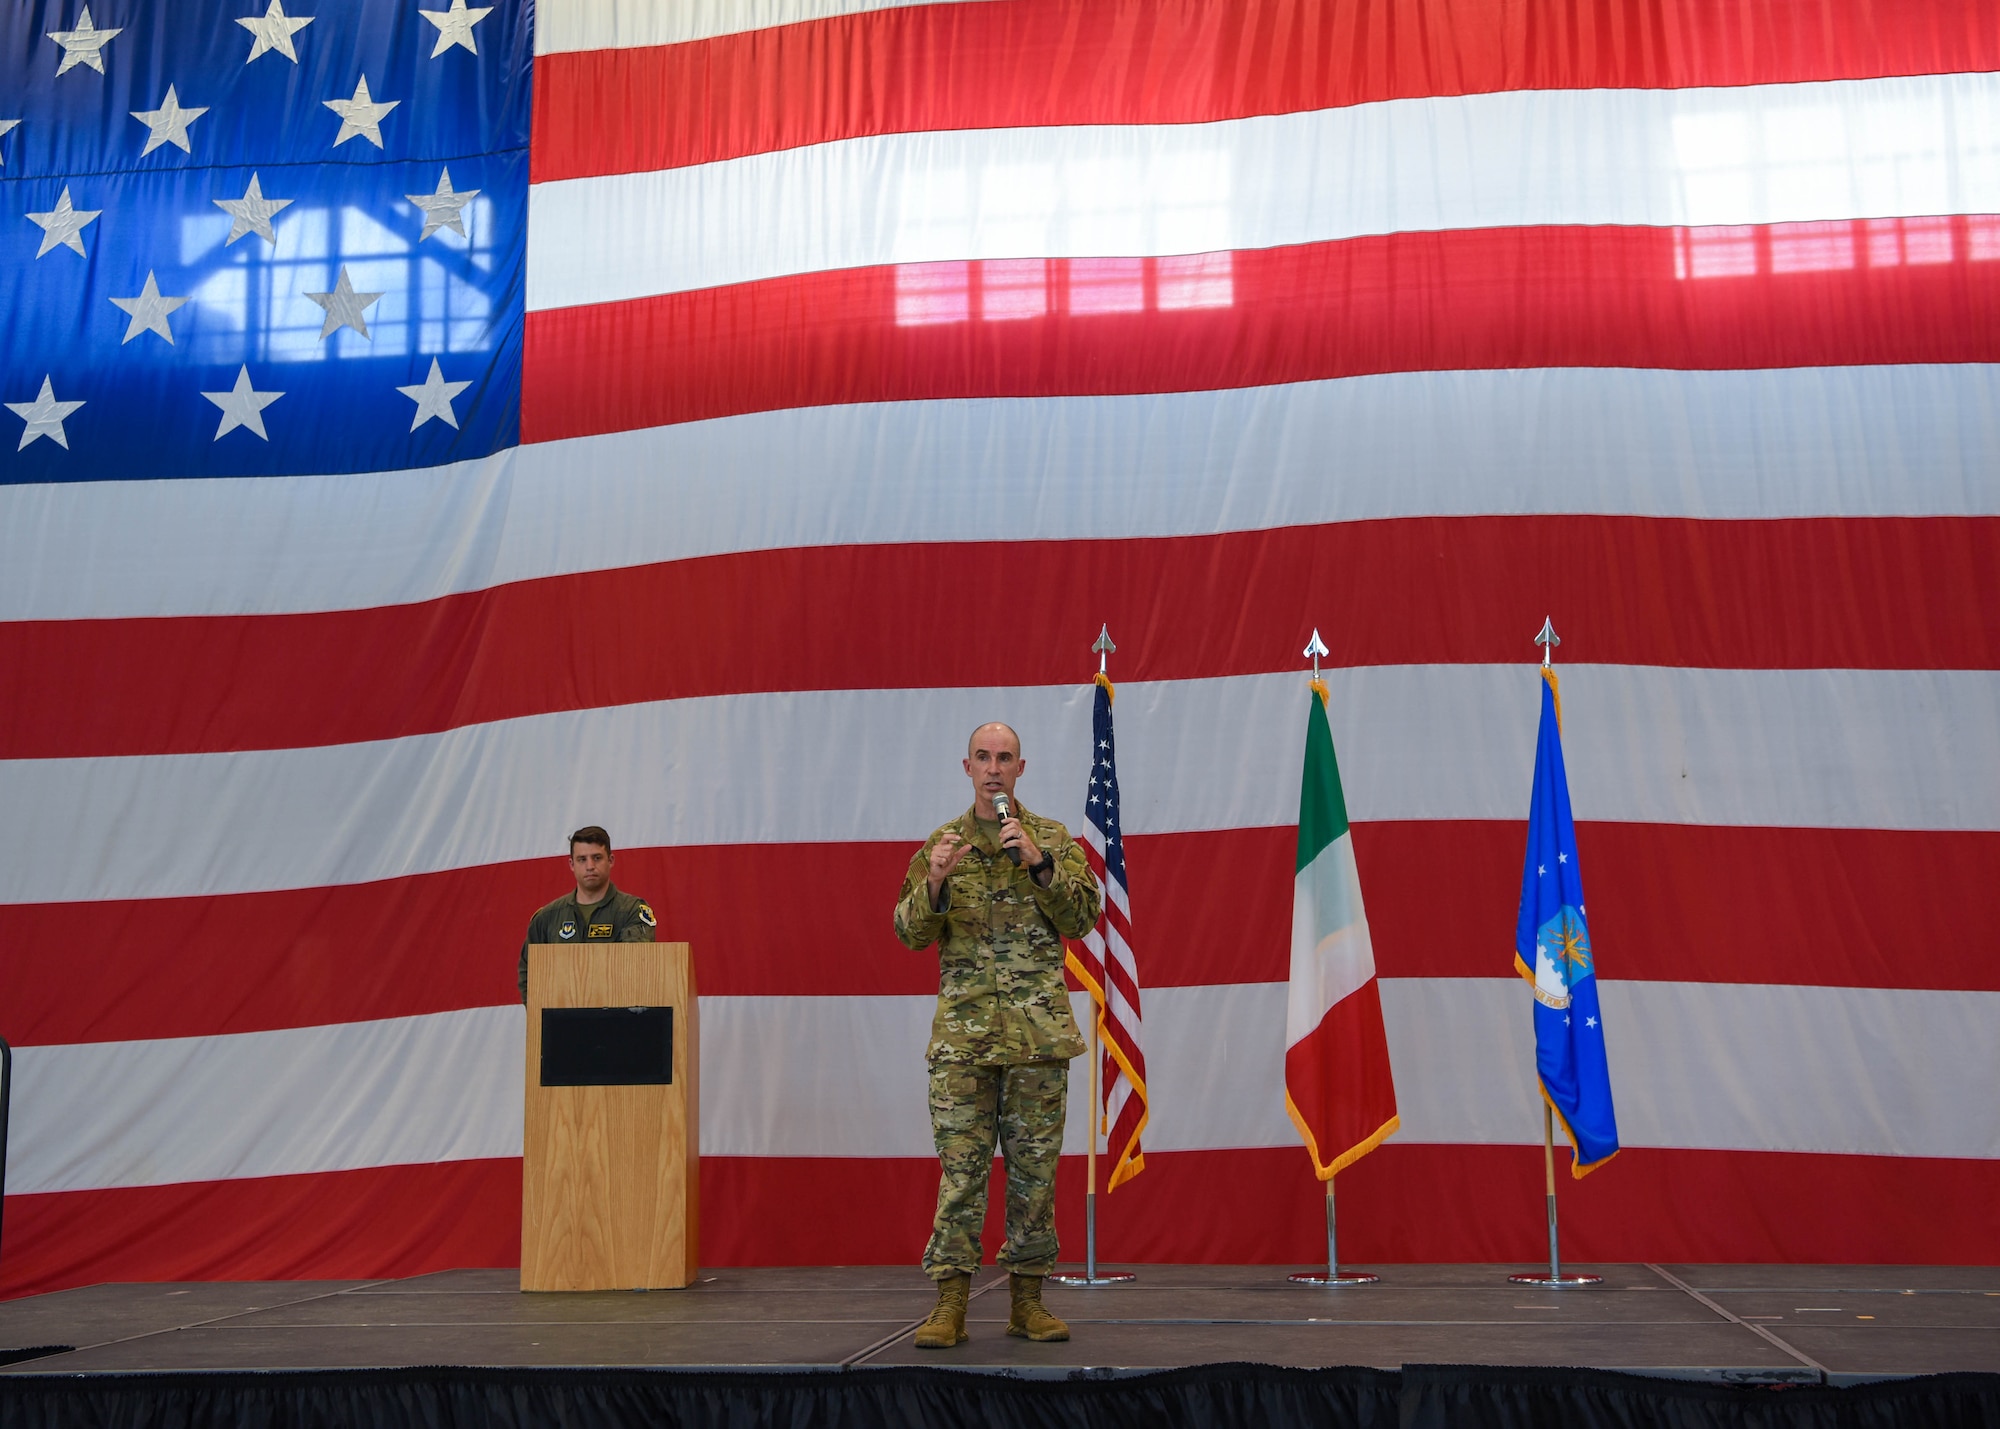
top-left (1513, 668), bottom-right (1619, 1176)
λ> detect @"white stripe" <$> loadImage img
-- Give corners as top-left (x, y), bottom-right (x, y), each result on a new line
top-left (1080, 919), bottom-right (1145, 1064)
top-left (697, 994), bottom-right (933, 1157)
top-left (534, 0), bottom-right (986, 54)
top-left (5, 666), bottom-right (1995, 904)
top-left (1145, 980), bottom-right (2000, 1160)
top-left (527, 73), bottom-right (2000, 309)
top-left (8, 1007), bottom-right (524, 1194)
top-left (1082, 830), bottom-right (1132, 921)
top-left (15, 981), bottom-right (1995, 1190)
top-left (4, 364), bottom-right (1994, 622)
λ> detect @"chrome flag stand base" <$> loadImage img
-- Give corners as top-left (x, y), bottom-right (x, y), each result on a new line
top-left (1287, 1182), bottom-right (1377, 1286)
top-left (1048, 1274), bottom-right (1136, 1286)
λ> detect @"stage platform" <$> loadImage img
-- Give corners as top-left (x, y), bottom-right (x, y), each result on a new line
top-left (4, 1263), bottom-right (1997, 1383)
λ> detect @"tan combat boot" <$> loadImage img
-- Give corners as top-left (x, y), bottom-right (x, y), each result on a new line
top-left (913, 1272), bottom-right (971, 1348)
top-left (1006, 1273), bottom-right (1070, 1341)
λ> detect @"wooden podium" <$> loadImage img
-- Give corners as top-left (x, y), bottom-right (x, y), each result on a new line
top-left (521, 942), bottom-right (699, 1291)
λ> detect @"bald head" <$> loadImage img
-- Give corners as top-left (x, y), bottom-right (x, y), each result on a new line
top-left (967, 722), bottom-right (1021, 758)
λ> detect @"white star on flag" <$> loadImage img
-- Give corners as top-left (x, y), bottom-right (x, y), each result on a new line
top-left (131, 86), bottom-right (210, 156)
top-left (238, 0), bottom-right (314, 63)
top-left (213, 173), bottom-right (292, 246)
top-left (109, 271), bottom-right (190, 344)
top-left (6, 376), bottom-right (85, 450)
top-left (324, 76), bottom-right (398, 148)
top-left (1585, 1016), bottom-right (1598, 1028)
top-left (303, 266), bottom-right (384, 340)
top-left (46, 6), bottom-right (122, 75)
top-left (0, 119), bottom-right (19, 162)
top-left (406, 168), bottom-right (478, 240)
top-left (27, 185), bottom-right (100, 257)
top-left (419, 0), bottom-right (492, 56)
top-left (303, 266), bottom-right (385, 341)
top-left (202, 366), bottom-right (283, 440)
top-left (1558, 851), bottom-right (1568, 863)
top-left (397, 359), bottom-right (472, 430)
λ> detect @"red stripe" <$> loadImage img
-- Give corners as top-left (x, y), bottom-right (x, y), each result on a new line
top-left (9, 514), bottom-right (1996, 761)
top-left (0, 1159), bottom-right (520, 1301)
top-left (1108, 1091), bottom-right (1144, 1141)
top-left (1097, 1003), bottom-right (1142, 1064)
top-left (530, 0), bottom-right (2000, 182)
top-left (1284, 979), bottom-right (1400, 1166)
top-left (1080, 1144), bottom-right (2000, 1265)
top-left (521, 222), bottom-right (2000, 442)
top-left (1102, 955), bottom-right (1143, 1016)
top-left (5, 824), bottom-right (1991, 1047)
top-left (11, 1144), bottom-right (1996, 1297)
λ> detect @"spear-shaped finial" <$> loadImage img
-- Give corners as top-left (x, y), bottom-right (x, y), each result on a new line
top-left (1534, 616), bottom-right (1560, 669)
top-left (1093, 623), bottom-right (1116, 674)
top-left (1303, 628), bottom-right (1329, 681)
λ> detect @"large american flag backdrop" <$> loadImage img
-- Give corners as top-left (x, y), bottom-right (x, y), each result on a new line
top-left (2, 0), bottom-right (1997, 1297)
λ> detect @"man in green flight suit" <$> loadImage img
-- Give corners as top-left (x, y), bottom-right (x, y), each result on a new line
top-left (519, 826), bottom-right (657, 1001)
top-left (893, 722), bottom-right (1102, 1348)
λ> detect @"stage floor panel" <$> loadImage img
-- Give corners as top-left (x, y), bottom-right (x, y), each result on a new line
top-left (2, 1265), bottom-right (1996, 1381)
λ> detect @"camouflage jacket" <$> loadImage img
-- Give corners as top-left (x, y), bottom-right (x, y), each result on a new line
top-left (893, 802), bottom-right (1102, 1065)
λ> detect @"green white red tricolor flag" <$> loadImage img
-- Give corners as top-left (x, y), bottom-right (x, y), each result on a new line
top-left (1284, 680), bottom-right (1400, 1179)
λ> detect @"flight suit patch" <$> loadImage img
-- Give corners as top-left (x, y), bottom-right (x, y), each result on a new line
top-left (588, 923), bottom-right (613, 938)
top-left (557, 921), bottom-right (577, 939)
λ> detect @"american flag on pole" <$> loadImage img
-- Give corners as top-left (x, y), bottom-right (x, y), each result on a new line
top-left (1065, 672), bottom-right (1148, 1191)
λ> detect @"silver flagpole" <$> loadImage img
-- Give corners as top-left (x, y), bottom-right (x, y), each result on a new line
top-left (1288, 1178), bottom-right (1380, 1286)
top-left (1509, 619), bottom-right (1601, 1290)
top-left (1050, 627), bottom-right (1134, 1289)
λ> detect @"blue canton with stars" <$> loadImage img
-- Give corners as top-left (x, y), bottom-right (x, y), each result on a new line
top-left (1085, 679), bottom-right (1126, 892)
top-left (1514, 671), bottom-right (1620, 1174)
top-left (0, 0), bottom-right (527, 483)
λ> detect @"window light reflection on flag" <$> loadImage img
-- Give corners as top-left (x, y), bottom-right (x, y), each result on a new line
top-left (177, 199), bottom-right (497, 363)
top-left (1675, 214), bottom-right (2000, 280)
top-left (895, 252), bottom-right (1234, 326)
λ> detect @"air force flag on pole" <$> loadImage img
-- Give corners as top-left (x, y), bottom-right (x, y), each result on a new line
top-left (1513, 669), bottom-right (1620, 1176)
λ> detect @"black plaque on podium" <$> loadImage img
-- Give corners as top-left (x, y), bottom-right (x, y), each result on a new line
top-left (539, 1006), bottom-right (674, 1086)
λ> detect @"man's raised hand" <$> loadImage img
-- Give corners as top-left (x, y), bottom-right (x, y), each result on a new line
top-left (927, 831), bottom-right (973, 897)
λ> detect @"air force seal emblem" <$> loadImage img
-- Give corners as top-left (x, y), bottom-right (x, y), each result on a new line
top-left (1531, 905), bottom-right (1591, 1010)
top-left (557, 920), bottom-right (577, 940)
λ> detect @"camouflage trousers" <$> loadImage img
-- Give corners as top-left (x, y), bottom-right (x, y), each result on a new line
top-left (922, 1060), bottom-right (1068, 1280)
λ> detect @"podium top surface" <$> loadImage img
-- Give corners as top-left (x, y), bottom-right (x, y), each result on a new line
top-left (526, 941), bottom-right (695, 1009)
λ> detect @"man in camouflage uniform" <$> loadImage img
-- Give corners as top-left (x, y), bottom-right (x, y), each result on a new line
top-left (519, 825), bottom-right (657, 1001)
top-left (893, 722), bottom-right (1102, 1348)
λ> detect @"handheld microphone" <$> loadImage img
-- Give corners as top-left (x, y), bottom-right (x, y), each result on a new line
top-left (992, 793), bottom-right (1023, 864)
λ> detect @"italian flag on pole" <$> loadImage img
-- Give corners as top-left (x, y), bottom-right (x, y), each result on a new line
top-left (1284, 680), bottom-right (1401, 1179)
